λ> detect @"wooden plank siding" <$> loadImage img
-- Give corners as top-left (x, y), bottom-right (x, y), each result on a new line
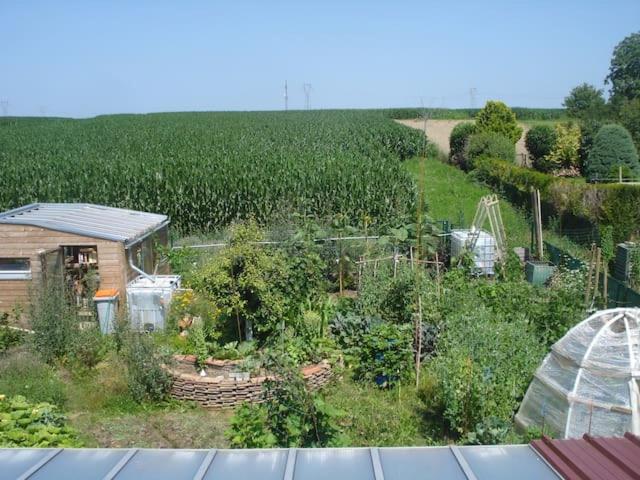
top-left (0, 224), bottom-right (128, 315)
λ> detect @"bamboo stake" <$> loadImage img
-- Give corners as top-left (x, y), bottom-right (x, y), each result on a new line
top-left (603, 256), bottom-right (609, 308)
top-left (435, 252), bottom-right (441, 301)
top-left (415, 296), bottom-right (423, 388)
top-left (593, 247), bottom-right (602, 306)
top-left (585, 244), bottom-right (596, 306)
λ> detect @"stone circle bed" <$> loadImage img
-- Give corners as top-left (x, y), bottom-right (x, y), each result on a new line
top-left (168, 355), bottom-right (332, 408)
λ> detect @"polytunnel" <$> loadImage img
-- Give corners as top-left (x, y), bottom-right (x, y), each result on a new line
top-left (516, 308), bottom-right (640, 438)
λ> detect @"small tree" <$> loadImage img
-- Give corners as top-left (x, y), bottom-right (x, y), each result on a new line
top-left (544, 123), bottom-right (581, 173)
top-left (464, 132), bottom-right (515, 167)
top-left (449, 122), bottom-right (476, 169)
top-left (525, 125), bottom-right (557, 171)
top-left (586, 124), bottom-right (640, 181)
top-left (475, 101), bottom-right (523, 144)
top-left (563, 83), bottom-right (606, 120)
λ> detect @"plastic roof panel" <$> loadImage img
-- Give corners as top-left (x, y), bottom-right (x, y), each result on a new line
top-left (204, 450), bottom-right (288, 480)
top-left (29, 449), bottom-right (128, 480)
top-left (0, 448), bottom-right (52, 480)
top-left (458, 446), bottom-right (559, 480)
top-left (379, 447), bottom-right (467, 480)
top-left (0, 203), bottom-right (168, 246)
top-left (293, 448), bottom-right (374, 480)
top-left (116, 449), bottom-right (208, 480)
top-left (0, 445), bottom-right (564, 479)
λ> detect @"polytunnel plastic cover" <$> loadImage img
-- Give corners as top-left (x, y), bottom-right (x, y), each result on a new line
top-left (516, 308), bottom-right (640, 438)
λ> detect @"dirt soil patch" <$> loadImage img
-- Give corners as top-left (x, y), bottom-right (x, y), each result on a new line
top-left (396, 119), bottom-right (530, 160)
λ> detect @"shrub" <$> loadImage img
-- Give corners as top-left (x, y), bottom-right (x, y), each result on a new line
top-left (29, 281), bottom-right (79, 364)
top-left (0, 395), bottom-right (81, 447)
top-left (463, 417), bottom-right (511, 445)
top-left (563, 83), bottom-right (606, 120)
top-left (475, 101), bottom-right (523, 143)
top-left (226, 354), bottom-right (346, 448)
top-left (0, 314), bottom-right (24, 353)
top-left (579, 119), bottom-right (604, 169)
top-left (449, 122), bottom-right (476, 169)
top-left (586, 124), bottom-right (640, 181)
top-left (545, 123), bottom-right (581, 172)
top-left (430, 308), bottom-right (544, 436)
top-left (525, 125), bottom-right (557, 171)
top-left (122, 333), bottom-right (172, 402)
top-left (71, 324), bottom-right (110, 370)
top-left (356, 322), bottom-right (413, 388)
top-left (465, 132), bottom-right (515, 167)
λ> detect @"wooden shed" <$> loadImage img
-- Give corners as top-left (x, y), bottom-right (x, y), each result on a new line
top-left (0, 203), bottom-right (170, 317)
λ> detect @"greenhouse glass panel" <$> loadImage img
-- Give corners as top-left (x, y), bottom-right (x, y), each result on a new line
top-left (116, 449), bottom-right (207, 480)
top-left (379, 447), bottom-right (466, 480)
top-left (30, 449), bottom-right (128, 480)
top-left (458, 446), bottom-right (559, 480)
top-left (0, 449), bottom-right (51, 480)
top-left (294, 448), bottom-right (374, 480)
top-left (204, 450), bottom-right (287, 480)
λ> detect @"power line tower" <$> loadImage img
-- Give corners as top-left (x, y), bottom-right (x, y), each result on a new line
top-left (469, 87), bottom-right (477, 109)
top-left (303, 83), bottom-right (312, 110)
top-left (0, 100), bottom-right (8, 116)
top-left (284, 80), bottom-right (288, 112)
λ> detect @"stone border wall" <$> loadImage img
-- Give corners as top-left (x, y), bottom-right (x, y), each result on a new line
top-left (169, 355), bottom-right (332, 408)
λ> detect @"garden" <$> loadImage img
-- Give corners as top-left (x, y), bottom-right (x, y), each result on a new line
top-left (0, 210), bottom-right (590, 448)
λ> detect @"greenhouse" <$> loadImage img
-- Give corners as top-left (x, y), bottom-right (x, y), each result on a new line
top-left (516, 308), bottom-right (640, 438)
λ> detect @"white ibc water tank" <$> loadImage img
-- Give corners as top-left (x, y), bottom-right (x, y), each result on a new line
top-left (126, 275), bottom-right (181, 331)
top-left (450, 229), bottom-right (497, 275)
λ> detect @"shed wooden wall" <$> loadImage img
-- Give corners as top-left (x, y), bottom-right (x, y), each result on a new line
top-left (0, 224), bottom-right (128, 315)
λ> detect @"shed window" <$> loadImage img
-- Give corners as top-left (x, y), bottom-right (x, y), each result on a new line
top-left (0, 258), bottom-right (31, 280)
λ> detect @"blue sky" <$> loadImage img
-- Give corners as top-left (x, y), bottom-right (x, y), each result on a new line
top-left (2, 1), bottom-right (639, 117)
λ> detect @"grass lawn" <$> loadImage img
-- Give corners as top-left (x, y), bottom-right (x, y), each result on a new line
top-left (405, 156), bottom-right (585, 257)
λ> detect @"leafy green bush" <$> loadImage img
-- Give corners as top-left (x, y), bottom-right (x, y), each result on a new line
top-left (227, 403), bottom-right (277, 448)
top-left (226, 355), bottom-right (346, 448)
top-left (356, 323), bottom-right (413, 388)
top-left (525, 125), bottom-right (557, 171)
top-left (545, 123), bottom-right (581, 172)
top-left (465, 132), bottom-right (515, 167)
top-left (586, 124), bottom-right (640, 181)
top-left (475, 101), bottom-right (523, 143)
top-left (448, 122), bottom-right (476, 169)
top-left (0, 350), bottom-right (67, 406)
top-left (29, 281), bottom-right (79, 364)
top-left (0, 314), bottom-right (24, 353)
top-left (329, 312), bottom-right (378, 366)
top-left (462, 417), bottom-right (511, 445)
top-left (0, 395), bottom-right (81, 447)
top-left (122, 333), bottom-right (173, 403)
top-left (71, 324), bottom-right (110, 371)
top-left (579, 119), bottom-right (604, 168)
top-left (429, 308), bottom-right (544, 436)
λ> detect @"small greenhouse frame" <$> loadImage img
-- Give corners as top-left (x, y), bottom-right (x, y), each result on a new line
top-left (516, 308), bottom-right (640, 438)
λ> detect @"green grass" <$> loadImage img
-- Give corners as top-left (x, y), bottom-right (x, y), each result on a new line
top-left (405, 156), bottom-right (585, 257)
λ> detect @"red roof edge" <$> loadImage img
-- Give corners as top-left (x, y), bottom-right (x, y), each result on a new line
top-left (531, 433), bottom-right (640, 480)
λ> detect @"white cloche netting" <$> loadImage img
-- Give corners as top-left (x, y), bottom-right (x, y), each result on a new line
top-left (516, 308), bottom-right (640, 438)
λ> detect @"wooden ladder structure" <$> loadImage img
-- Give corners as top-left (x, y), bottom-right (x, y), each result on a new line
top-left (466, 195), bottom-right (507, 260)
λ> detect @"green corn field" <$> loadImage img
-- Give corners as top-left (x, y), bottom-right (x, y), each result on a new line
top-left (0, 110), bottom-right (423, 233)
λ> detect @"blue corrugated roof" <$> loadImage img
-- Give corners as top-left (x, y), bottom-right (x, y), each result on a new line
top-left (0, 203), bottom-right (168, 246)
top-left (0, 445), bottom-right (560, 480)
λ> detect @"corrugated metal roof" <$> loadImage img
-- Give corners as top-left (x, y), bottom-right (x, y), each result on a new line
top-left (531, 432), bottom-right (640, 480)
top-left (0, 203), bottom-right (168, 246)
top-left (0, 445), bottom-right (560, 480)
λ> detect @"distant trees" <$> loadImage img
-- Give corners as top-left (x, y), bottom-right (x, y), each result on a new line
top-left (606, 32), bottom-right (640, 106)
top-left (563, 83), bottom-right (606, 120)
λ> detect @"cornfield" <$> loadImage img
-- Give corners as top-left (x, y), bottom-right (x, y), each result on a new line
top-left (0, 111), bottom-right (423, 233)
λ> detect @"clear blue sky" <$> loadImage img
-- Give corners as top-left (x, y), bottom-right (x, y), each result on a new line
top-left (2, 0), bottom-right (639, 118)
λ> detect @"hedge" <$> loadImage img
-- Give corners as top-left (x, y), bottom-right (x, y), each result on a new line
top-left (474, 157), bottom-right (640, 243)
